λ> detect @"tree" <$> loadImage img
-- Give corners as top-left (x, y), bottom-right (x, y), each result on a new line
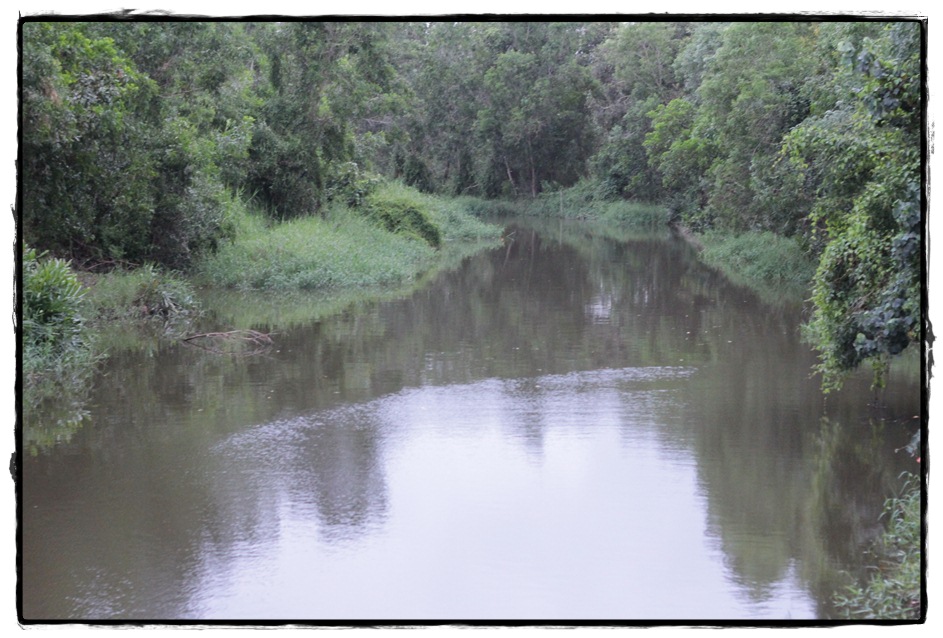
top-left (246, 22), bottom-right (402, 219)
top-left (21, 22), bottom-right (161, 263)
top-left (22, 22), bottom-right (257, 269)
top-left (388, 22), bottom-right (485, 195)
top-left (694, 22), bottom-right (819, 231)
top-left (474, 23), bottom-right (602, 197)
top-left (787, 22), bottom-right (922, 390)
top-left (644, 98), bottom-right (716, 224)
top-left (589, 22), bottom-right (690, 201)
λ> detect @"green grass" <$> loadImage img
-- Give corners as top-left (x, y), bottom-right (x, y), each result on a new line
top-left (25, 263), bottom-right (203, 421)
top-left (448, 196), bottom-right (520, 219)
top-left (81, 263), bottom-right (200, 324)
top-left (363, 181), bottom-right (502, 242)
top-left (699, 231), bottom-right (816, 304)
top-left (197, 181), bottom-right (501, 292)
top-left (362, 181), bottom-right (443, 247)
top-left (834, 473), bottom-right (923, 619)
top-left (423, 196), bottom-right (505, 242)
top-left (197, 239), bottom-right (496, 332)
top-left (22, 248), bottom-right (100, 423)
top-left (197, 210), bottom-right (436, 290)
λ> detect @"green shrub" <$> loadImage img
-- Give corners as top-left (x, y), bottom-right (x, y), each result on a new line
top-left (22, 247), bottom-right (99, 413)
top-left (23, 247), bottom-right (86, 354)
top-left (325, 161), bottom-right (381, 208)
top-left (362, 182), bottom-right (442, 247)
top-left (83, 264), bottom-right (200, 325)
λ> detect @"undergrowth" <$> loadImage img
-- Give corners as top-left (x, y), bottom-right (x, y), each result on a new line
top-left (514, 186), bottom-right (668, 227)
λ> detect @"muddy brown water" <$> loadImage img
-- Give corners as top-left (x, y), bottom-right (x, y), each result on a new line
top-left (22, 220), bottom-right (921, 621)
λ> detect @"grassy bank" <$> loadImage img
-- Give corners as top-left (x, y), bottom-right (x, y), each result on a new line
top-left (196, 181), bottom-right (501, 291)
top-left (23, 181), bottom-right (502, 445)
top-left (835, 473), bottom-right (923, 619)
top-left (512, 184), bottom-right (668, 228)
top-left (22, 252), bottom-right (204, 451)
top-left (467, 182), bottom-right (814, 303)
top-left (695, 230), bottom-right (816, 304)
top-left (26, 181), bottom-right (501, 355)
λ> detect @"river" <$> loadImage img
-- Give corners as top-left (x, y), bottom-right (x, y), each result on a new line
top-left (22, 220), bottom-right (921, 621)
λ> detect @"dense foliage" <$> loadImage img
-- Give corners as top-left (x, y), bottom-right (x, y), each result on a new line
top-left (20, 18), bottom-right (924, 390)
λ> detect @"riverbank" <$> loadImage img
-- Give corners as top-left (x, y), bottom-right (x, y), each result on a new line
top-left (696, 230), bottom-right (816, 304)
top-left (22, 182), bottom-right (503, 441)
top-left (196, 182), bottom-right (499, 291)
top-left (482, 187), bottom-right (817, 304)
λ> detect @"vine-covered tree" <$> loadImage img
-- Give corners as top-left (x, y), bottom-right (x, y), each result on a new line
top-left (786, 22), bottom-right (922, 390)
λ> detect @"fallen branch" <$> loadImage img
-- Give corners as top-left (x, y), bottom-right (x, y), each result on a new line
top-left (181, 329), bottom-right (275, 355)
top-left (183, 329), bottom-right (273, 345)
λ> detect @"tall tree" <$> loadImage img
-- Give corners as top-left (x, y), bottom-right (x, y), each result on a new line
top-left (22, 21), bottom-right (262, 268)
top-left (22, 22), bottom-right (161, 263)
top-left (246, 22), bottom-right (401, 218)
top-left (474, 22), bottom-right (602, 197)
top-left (590, 22), bottom-right (690, 201)
top-left (694, 21), bottom-right (820, 231)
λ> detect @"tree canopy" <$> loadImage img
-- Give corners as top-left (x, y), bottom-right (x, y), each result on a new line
top-left (20, 18), bottom-right (925, 389)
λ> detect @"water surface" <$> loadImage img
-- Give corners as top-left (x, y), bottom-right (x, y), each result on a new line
top-left (23, 221), bottom-right (921, 621)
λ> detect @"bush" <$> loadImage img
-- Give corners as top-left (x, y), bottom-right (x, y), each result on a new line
top-left (22, 247), bottom-right (99, 411)
top-left (83, 263), bottom-right (200, 325)
top-left (325, 161), bottom-right (380, 208)
top-left (21, 24), bottom-right (242, 272)
top-left (23, 247), bottom-right (86, 355)
top-left (362, 182), bottom-right (442, 247)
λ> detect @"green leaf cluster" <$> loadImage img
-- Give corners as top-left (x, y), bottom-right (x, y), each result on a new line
top-left (21, 22), bottom-right (259, 269)
top-left (788, 23), bottom-right (922, 390)
top-left (23, 246), bottom-right (86, 353)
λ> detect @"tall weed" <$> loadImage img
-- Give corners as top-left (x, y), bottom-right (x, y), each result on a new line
top-left (198, 182), bottom-right (500, 291)
top-left (83, 264), bottom-right (200, 326)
